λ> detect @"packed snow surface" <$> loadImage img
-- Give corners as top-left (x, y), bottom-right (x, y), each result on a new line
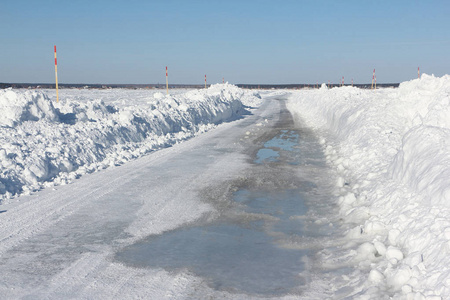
top-left (287, 74), bottom-right (450, 299)
top-left (0, 84), bottom-right (261, 202)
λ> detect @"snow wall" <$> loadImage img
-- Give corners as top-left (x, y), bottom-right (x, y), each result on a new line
top-left (287, 74), bottom-right (450, 299)
top-left (0, 84), bottom-right (261, 202)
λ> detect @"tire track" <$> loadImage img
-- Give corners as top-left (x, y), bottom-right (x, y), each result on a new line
top-left (0, 159), bottom-right (150, 256)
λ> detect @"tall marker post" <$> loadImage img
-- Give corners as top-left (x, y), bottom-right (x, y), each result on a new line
top-left (166, 66), bottom-right (168, 94)
top-left (205, 75), bottom-right (207, 89)
top-left (54, 45), bottom-right (59, 103)
top-left (371, 69), bottom-right (375, 90)
top-left (418, 67), bottom-right (420, 79)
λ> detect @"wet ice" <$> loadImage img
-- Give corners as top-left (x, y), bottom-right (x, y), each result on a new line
top-left (116, 129), bottom-right (323, 295)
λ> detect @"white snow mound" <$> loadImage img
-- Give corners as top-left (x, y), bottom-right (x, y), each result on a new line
top-left (0, 84), bottom-right (261, 201)
top-left (0, 89), bottom-right (59, 127)
top-left (287, 74), bottom-right (450, 299)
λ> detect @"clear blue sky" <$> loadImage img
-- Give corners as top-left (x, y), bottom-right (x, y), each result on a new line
top-left (1, 0), bottom-right (449, 84)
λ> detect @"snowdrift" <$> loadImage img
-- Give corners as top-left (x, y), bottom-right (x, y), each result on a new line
top-left (287, 74), bottom-right (450, 299)
top-left (0, 84), bottom-right (261, 202)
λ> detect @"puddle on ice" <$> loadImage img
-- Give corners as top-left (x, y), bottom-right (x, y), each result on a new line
top-left (264, 130), bottom-right (299, 151)
top-left (255, 130), bottom-right (301, 165)
top-left (116, 222), bottom-right (308, 295)
top-left (116, 127), bottom-right (333, 296)
top-left (116, 190), bottom-right (311, 295)
top-left (254, 148), bottom-right (279, 163)
top-left (234, 189), bottom-right (308, 237)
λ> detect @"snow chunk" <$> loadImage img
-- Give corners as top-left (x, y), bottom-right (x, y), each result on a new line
top-left (0, 89), bottom-right (59, 127)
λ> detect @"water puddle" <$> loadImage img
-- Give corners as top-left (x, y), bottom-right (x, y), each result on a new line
top-left (116, 220), bottom-right (308, 295)
top-left (254, 148), bottom-right (279, 163)
top-left (234, 189), bottom-right (308, 237)
top-left (116, 126), bottom-right (333, 296)
top-left (255, 130), bottom-right (300, 165)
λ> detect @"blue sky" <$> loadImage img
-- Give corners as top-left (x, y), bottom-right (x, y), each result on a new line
top-left (1, 0), bottom-right (449, 84)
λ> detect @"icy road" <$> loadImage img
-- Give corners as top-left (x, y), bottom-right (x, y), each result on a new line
top-left (0, 94), bottom-right (339, 299)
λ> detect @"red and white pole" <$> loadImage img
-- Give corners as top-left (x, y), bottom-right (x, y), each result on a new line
top-left (342, 76), bottom-right (344, 86)
top-left (371, 69), bottom-right (375, 90)
top-left (54, 45), bottom-right (59, 103)
top-left (418, 67), bottom-right (420, 79)
top-left (166, 66), bottom-right (168, 94)
top-left (205, 75), bottom-right (207, 88)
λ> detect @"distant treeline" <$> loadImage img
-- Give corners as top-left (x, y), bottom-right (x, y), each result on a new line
top-left (1, 82), bottom-right (400, 90)
top-left (235, 83), bottom-right (400, 89)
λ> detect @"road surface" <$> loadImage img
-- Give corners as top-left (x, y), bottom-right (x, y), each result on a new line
top-left (0, 94), bottom-right (339, 299)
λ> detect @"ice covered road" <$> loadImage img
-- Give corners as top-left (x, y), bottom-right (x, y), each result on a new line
top-left (0, 94), bottom-right (339, 299)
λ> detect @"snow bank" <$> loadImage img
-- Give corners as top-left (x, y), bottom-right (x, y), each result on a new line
top-left (0, 89), bottom-right (59, 127)
top-left (0, 84), bottom-right (261, 202)
top-left (287, 74), bottom-right (450, 299)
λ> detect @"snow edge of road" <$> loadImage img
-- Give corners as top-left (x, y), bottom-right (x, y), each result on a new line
top-left (286, 74), bottom-right (450, 299)
top-left (0, 84), bottom-right (262, 204)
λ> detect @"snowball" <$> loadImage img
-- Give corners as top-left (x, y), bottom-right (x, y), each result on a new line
top-left (387, 266), bottom-right (412, 289)
top-left (357, 242), bottom-right (377, 260)
top-left (368, 269), bottom-right (385, 283)
top-left (388, 229), bottom-right (401, 246)
top-left (374, 241), bottom-right (387, 256)
top-left (386, 246), bottom-right (404, 261)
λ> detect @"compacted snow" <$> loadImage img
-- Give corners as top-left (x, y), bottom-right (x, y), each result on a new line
top-left (287, 74), bottom-right (450, 299)
top-left (0, 77), bottom-right (449, 299)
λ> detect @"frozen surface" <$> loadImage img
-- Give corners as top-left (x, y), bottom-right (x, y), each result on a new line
top-left (116, 114), bottom-right (333, 297)
top-left (117, 223), bottom-right (308, 296)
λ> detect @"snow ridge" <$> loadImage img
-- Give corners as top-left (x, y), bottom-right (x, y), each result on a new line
top-left (0, 84), bottom-right (261, 202)
top-left (287, 74), bottom-right (450, 299)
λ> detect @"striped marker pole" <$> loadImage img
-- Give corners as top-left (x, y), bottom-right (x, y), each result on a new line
top-left (371, 69), bottom-right (375, 90)
top-left (342, 76), bottom-right (344, 86)
top-left (166, 66), bottom-right (168, 94)
top-left (418, 67), bottom-right (420, 79)
top-left (205, 75), bottom-right (207, 89)
top-left (54, 45), bottom-right (59, 103)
